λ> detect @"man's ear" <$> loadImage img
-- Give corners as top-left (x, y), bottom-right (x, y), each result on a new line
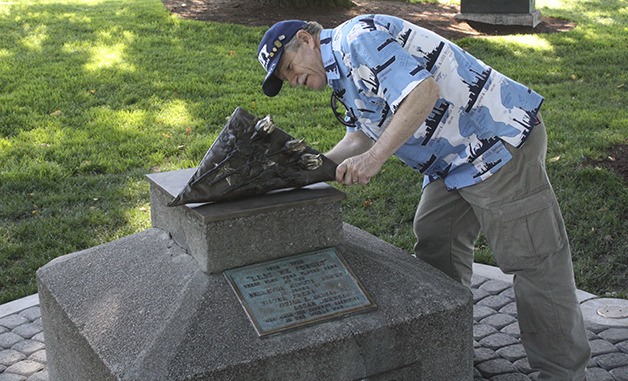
top-left (296, 29), bottom-right (312, 45)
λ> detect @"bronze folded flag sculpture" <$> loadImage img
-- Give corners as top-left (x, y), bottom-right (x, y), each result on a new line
top-left (168, 107), bottom-right (338, 206)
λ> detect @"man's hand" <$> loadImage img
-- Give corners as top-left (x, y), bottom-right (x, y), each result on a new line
top-left (333, 77), bottom-right (440, 186)
top-left (335, 150), bottom-right (384, 185)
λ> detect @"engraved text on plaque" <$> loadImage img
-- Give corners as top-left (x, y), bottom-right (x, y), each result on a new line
top-left (224, 248), bottom-right (375, 336)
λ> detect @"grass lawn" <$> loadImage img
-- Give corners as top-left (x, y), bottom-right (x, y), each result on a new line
top-left (0, 0), bottom-right (626, 304)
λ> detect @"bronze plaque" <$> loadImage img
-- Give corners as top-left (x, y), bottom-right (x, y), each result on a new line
top-left (224, 248), bottom-right (376, 336)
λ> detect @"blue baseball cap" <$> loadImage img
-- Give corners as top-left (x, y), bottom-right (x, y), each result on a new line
top-left (258, 20), bottom-right (307, 97)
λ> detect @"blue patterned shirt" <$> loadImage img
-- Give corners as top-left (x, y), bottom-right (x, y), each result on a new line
top-left (320, 14), bottom-right (544, 189)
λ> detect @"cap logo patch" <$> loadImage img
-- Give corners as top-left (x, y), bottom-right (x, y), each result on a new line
top-left (258, 35), bottom-right (288, 70)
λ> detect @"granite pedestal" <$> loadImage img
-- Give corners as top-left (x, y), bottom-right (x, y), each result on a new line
top-left (456, 0), bottom-right (541, 27)
top-left (147, 169), bottom-right (345, 274)
top-left (37, 169), bottom-right (473, 381)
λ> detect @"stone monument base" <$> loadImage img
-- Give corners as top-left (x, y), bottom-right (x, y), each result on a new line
top-left (37, 171), bottom-right (473, 380)
top-left (37, 226), bottom-right (473, 380)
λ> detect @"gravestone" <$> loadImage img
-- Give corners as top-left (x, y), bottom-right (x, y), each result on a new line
top-left (456, 0), bottom-right (542, 27)
top-left (37, 170), bottom-right (473, 380)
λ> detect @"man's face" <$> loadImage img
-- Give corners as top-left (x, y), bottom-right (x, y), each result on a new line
top-left (275, 31), bottom-right (327, 91)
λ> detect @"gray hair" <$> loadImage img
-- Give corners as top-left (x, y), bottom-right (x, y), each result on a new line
top-left (284, 21), bottom-right (323, 53)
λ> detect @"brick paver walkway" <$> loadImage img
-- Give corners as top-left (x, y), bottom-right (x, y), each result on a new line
top-left (470, 273), bottom-right (628, 381)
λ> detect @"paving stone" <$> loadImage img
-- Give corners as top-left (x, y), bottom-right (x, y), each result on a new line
top-left (528, 371), bottom-right (539, 380)
top-left (589, 339), bottom-right (619, 357)
top-left (499, 287), bottom-right (515, 299)
top-left (474, 288), bottom-right (491, 303)
top-left (0, 316), bottom-right (28, 331)
top-left (481, 313), bottom-right (517, 330)
top-left (598, 328), bottom-right (628, 344)
top-left (480, 333), bottom-right (520, 351)
top-left (501, 322), bottom-right (521, 339)
top-left (11, 325), bottom-right (41, 340)
top-left (474, 324), bottom-right (498, 341)
top-left (474, 367), bottom-right (482, 378)
top-left (11, 340), bottom-right (45, 357)
top-left (474, 347), bottom-right (499, 365)
top-left (499, 302), bottom-right (518, 317)
top-left (587, 330), bottom-right (599, 340)
top-left (0, 373), bottom-right (26, 381)
top-left (0, 350), bottom-right (26, 367)
top-left (609, 366), bottom-right (628, 381)
top-left (618, 340), bottom-right (628, 354)
top-left (586, 321), bottom-right (612, 334)
top-left (26, 371), bottom-right (49, 381)
top-left (18, 308), bottom-right (40, 323)
top-left (586, 367), bottom-right (614, 381)
top-left (489, 373), bottom-right (531, 380)
top-left (480, 280), bottom-right (512, 294)
top-left (588, 356), bottom-right (599, 368)
top-left (474, 340), bottom-right (481, 348)
top-left (476, 358), bottom-right (518, 378)
top-left (0, 327), bottom-right (6, 334)
top-left (4, 360), bottom-right (44, 376)
top-left (594, 352), bottom-right (628, 369)
top-left (0, 365), bottom-right (5, 372)
top-left (0, 333), bottom-right (24, 350)
top-left (472, 274), bottom-right (489, 288)
top-left (496, 344), bottom-right (527, 362)
top-left (513, 357), bottom-right (533, 374)
top-left (474, 305), bottom-right (497, 321)
top-left (478, 295), bottom-right (512, 310)
top-left (29, 334), bottom-right (43, 344)
top-left (30, 321), bottom-right (41, 331)
top-left (27, 351), bottom-right (45, 364)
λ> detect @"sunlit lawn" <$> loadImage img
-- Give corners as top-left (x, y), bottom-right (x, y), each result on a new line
top-left (0, 0), bottom-right (626, 303)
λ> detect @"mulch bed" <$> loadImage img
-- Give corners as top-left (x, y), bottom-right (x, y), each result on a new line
top-left (160, 0), bottom-right (576, 40)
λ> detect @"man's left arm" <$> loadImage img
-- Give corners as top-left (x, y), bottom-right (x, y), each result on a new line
top-left (335, 76), bottom-right (439, 185)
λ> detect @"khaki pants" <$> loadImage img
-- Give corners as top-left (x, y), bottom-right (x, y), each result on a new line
top-left (413, 117), bottom-right (591, 380)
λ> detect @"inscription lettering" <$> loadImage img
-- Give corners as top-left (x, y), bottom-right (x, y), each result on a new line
top-left (224, 248), bottom-right (375, 336)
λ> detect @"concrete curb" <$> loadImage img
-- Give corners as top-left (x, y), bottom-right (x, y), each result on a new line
top-left (0, 294), bottom-right (39, 319)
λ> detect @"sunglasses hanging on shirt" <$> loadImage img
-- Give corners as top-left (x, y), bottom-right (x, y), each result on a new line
top-left (330, 90), bottom-right (358, 127)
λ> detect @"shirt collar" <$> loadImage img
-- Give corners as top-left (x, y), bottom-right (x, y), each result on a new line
top-left (320, 29), bottom-right (340, 82)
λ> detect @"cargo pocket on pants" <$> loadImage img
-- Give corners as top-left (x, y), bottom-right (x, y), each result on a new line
top-left (485, 188), bottom-right (566, 274)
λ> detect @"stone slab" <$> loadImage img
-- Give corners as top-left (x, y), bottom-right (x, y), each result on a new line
top-left (460, 0), bottom-right (536, 14)
top-left (37, 225), bottom-right (473, 381)
top-left (147, 169), bottom-right (346, 273)
top-left (455, 10), bottom-right (542, 27)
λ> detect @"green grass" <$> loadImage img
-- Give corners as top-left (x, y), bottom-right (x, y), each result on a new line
top-left (0, 0), bottom-right (626, 304)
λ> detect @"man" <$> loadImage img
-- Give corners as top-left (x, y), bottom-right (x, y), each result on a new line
top-left (258, 14), bottom-right (590, 380)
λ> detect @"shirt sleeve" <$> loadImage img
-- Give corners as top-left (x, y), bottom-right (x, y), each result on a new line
top-left (347, 29), bottom-right (432, 113)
